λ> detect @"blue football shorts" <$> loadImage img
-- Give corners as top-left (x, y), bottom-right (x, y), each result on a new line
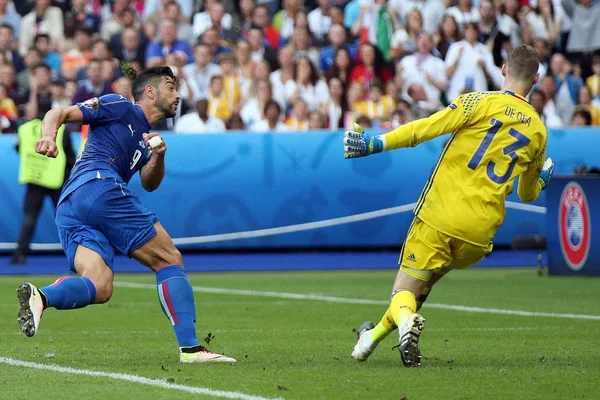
top-left (55, 178), bottom-right (159, 272)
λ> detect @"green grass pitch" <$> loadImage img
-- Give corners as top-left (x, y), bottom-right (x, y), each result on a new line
top-left (0, 268), bottom-right (598, 400)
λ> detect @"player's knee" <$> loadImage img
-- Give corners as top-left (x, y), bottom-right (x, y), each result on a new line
top-left (150, 246), bottom-right (183, 271)
top-left (167, 246), bottom-right (183, 266)
top-left (94, 280), bottom-right (114, 304)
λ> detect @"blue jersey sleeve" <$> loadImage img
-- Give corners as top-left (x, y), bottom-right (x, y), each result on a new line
top-left (77, 94), bottom-right (133, 126)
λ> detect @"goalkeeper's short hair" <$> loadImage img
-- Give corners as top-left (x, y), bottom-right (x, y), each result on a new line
top-left (506, 45), bottom-right (540, 83)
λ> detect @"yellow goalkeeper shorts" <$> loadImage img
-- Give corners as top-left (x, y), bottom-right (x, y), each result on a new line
top-left (398, 217), bottom-right (493, 281)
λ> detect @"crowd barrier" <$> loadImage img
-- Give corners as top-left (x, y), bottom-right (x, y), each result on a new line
top-left (0, 128), bottom-right (598, 252)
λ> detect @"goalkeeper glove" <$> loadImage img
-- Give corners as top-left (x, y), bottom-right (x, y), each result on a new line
top-left (343, 123), bottom-right (384, 159)
top-left (538, 157), bottom-right (554, 190)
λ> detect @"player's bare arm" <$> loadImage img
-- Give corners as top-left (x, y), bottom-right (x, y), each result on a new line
top-left (37, 106), bottom-right (84, 158)
top-left (140, 132), bottom-right (166, 192)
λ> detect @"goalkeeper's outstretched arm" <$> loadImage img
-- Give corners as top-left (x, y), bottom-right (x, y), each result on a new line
top-left (344, 95), bottom-right (474, 159)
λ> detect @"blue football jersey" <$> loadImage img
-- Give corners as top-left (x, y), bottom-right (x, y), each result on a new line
top-left (59, 94), bottom-right (153, 204)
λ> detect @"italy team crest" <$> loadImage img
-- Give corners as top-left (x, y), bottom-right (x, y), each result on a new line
top-left (558, 182), bottom-right (591, 271)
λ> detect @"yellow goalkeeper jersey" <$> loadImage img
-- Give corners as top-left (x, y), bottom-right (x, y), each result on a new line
top-left (384, 90), bottom-right (547, 246)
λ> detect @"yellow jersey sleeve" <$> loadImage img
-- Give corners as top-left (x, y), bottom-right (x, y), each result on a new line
top-left (517, 140), bottom-right (546, 202)
top-left (382, 92), bottom-right (485, 149)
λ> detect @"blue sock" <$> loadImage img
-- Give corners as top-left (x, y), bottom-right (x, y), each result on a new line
top-left (156, 266), bottom-right (200, 350)
top-left (39, 277), bottom-right (96, 310)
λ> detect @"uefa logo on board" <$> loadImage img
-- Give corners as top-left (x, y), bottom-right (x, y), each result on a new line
top-left (558, 182), bottom-right (591, 271)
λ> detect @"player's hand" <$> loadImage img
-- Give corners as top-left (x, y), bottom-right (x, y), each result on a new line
top-left (538, 157), bottom-right (554, 190)
top-left (35, 137), bottom-right (59, 158)
top-left (143, 132), bottom-right (167, 157)
top-left (343, 123), bottom-right (384, 159)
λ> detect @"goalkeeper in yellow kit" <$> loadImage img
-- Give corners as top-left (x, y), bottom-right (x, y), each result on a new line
top-left (344, 45), bottom-right (555, 367)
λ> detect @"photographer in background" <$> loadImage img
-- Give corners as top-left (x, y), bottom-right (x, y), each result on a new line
top-left (10, 99), bottom-right (75, 265)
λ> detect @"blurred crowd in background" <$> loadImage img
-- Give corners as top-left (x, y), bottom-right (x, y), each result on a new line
top-left (0, 0), bottom-right (599, 135)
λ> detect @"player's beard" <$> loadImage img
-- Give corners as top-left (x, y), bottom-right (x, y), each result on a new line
top-left (155, 91), bottom-right (177, 118)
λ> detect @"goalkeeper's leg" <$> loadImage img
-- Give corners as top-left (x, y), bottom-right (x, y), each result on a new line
top-left (351, 271), bottom-right (447, 362)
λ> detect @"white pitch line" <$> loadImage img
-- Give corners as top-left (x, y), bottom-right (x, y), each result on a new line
top-left (114, 282), bottom-right (600, 321)
top-left (0, 357), bottom-right (280, 400)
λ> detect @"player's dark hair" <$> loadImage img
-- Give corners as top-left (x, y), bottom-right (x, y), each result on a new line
top-left (122, 63), bottom-right (178, 101)
top-left (506, 45), bottom-right (540, 83)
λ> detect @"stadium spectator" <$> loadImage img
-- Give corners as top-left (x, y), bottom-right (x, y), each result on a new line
top-left (0, 0), bottom-right (21, 38)
top-left (145, 18), bottom-right (193, 67)
top-left (435, 15), bottom-right (460, 59)
top-left (562, 0), bottom-right (600, 79)
top-left (63, 0), bottom-right (101, 39)
top-left (143, 0), bottom-right (193, 22)
top-left (445, 0), bottom-right (480, 29)
top-left (199, 27), bottom-right (233, 62)
top-left (529, 89), bottom-right (564, 128)
top-left (346, 80), bottom-right (365, 113)
top-left (355, 114), bottom-right (372, 128)
top-left (272, 0), bottom-right (303, 42)
top-left (0, 82), bottom-right (18, 123)
top-left (112, 76), bottom-right (133, 102)
top-left (207, 75), bottom-right (232, 122)
top-left (192, 0), bottom-right (233, 41)
top-left (237, 0), bottom-right (256, 37)
top-left (174, 98), bottom-right (227, 133)
top-left (354, 83), bottom-right (394, 125)
top-left (585, 55), bottom-right (600, 98)
top-left (570, 106), bottom-right (592, 126)
top-left (270, 45), bottom-right (295, 104)
top-left (165, 2), bottom-right (194, 43)
top-left (241, 77), bottom-right (274, 128)
top-left (19, 0), bottom-right (64, 56)
top-left (289, 27), bottom-right (320, 68)
top-left (389, 8), bottom-right (423, 61)
top-left (399, 32), bottom-right (448, 105)
top-left (0, 24), bottom-right (24, 72)
top-left (227, 112), bottom-right (245, 130)
top-left (50, 78), bottom-right (71, 108)
top-left (319, 23), bottom-right (356, 72)
top-left (322, 76), bottom-right (348, 130)
top-left (112, 27), bottom-right (147, 71)
top-left (101, 3), bottom-right (139, 42)
top-left (577, 85), bottom-right (600, 125)
top-left (308, 110), bottom-right (327, 129)
top-left (325, 47), bottom-right (352, 86)
top-left (251, 4), bottom-right (282, 50)
top-left (549, 52), bottom-right (580, 122)
top-left (307, 0), bottom-right (333, 45)
top-left (217, 53), bottom-right (243, 113)
top-left (285, 97), bottom-right (310, 130)
top-left (33, 34), bottom-right (61, 77)
top-left (286, 56), bottom-right (329, 112)
top-left (407, 82), bottom-right (444, 118)
top-left (182, 43), bottom-right (221, 102)
top-left (350, 43), bottom-right (393, 94)
top-left (71, 59), bottom-right (113, 105)
top-left (445, 22), bottom-right (498, 101)
top-left (25, 63), bottom-right (53, 121)
top-left (250, 99), bottom-right (289, 132)
top-left (146, 0), bottom-right (189, 29)
top-left (60, 26), bottom-right (93, 82)
top-left (17, 48), bottom-right (43, 92)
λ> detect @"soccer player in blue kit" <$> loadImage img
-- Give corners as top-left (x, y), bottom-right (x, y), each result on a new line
top-left (16, 66), bottom-right (236, 363)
